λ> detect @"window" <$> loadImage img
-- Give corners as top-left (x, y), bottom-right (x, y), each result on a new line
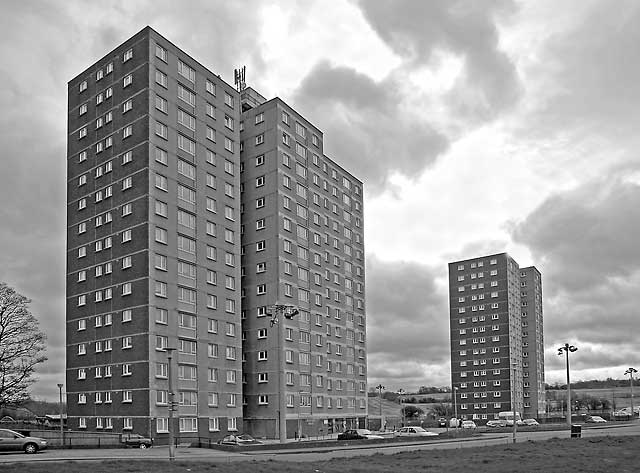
top-left (122, 336), bottom-right (132, 349)
top-left (177, 108), bottom-right (196, 130)
top-left (79, 81), bottom-right (87, 92)
top-left (123, 74), bottom-right (132, 87)
top-left (224, 136), bottom-right (234, 152)
top-left (155, 95), bottom-right (168, 113)
top-left (156, 69), bottom-right (168, 88)
top-left (155, 227), bottom-right (168, 244)
top-left (155, 121), bottom-right (168, 139)
top-left (206, 79), bottom-right (216, 95)
top-left (206, 102), bottom-right (215, 118)
top-left (178, 84), bottom-right (196, 106)
top-left (224, 92), bottom-right (234, 108)
top-left (177, 60), bottom-right (196, 82)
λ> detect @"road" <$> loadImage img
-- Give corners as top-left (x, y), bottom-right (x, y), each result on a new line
top-left (1, 423), bottom-right (639, 465)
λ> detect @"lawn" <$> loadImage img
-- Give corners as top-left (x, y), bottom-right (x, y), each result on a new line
top-left (4, 435), bottom-right (640, 473)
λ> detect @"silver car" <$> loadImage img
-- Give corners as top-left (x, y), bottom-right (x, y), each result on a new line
top-left (0, 429), bottom-right (48, 453)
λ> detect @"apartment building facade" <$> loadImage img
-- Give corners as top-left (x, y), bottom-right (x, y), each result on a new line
top-left (448, 253), bottom-right (545, 423)
top-left (519, 267), bottom-right (545, 417)
top-left (66, 27), bottom-right (367, 440)
top-left (66, 27), bottom-right (244, 439)
top-left (238, 88), bottom-right (368, 438)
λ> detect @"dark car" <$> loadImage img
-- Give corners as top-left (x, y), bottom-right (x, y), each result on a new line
top-left (120, 433), bottom-right (152, 448)
top-left (0, 429), bottom-right (48, 453)
top-left (438, 418), bottom-right (447, 427)
top-left (337, 429), bottom-right (384, 440)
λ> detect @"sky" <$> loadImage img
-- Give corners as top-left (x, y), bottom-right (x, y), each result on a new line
top-left (1, 0), bottom-right (639, 401)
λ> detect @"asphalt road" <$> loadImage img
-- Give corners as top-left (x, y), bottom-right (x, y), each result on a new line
top-left (1, 423), bottom-right (639, 465)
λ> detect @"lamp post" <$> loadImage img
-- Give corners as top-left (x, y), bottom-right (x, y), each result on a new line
top-left (453, 386), bottom-right (458, 424)
top-left (558, 343), bottom-right (578, 428)
top-left (268, 304), bottom-right (299, 443)
top-left (511, 363), bottom-right (517, 444)
top-left (397, 389), bottom-right (406, 427)
top-left (165, 347), bottom-right (177, 461)
top-left (376, 384), bottom-right (385, 431)
top-left (624, 367), bottom-right (637, 419)
top-left (57, 383), bottom-right (64, 448)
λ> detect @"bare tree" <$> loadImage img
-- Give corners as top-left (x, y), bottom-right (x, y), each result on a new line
top-left (0, 283), bottom-right (47, 406)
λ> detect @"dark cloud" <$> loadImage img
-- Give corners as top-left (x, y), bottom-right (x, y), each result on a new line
top-left (365, 255), bottom-right (451, 388)
top-left (356, 0), bottom-right (522, 122)
top-left (292, 62), bottom-right (449, 189)
top-left (512, 173), bottom-right (640, 293)
top-left (512, 172), bottom-right (640, 377)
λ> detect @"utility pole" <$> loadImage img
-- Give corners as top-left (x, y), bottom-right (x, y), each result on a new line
top-left (165, 347), bottom-right (177, 461)
top-left (376, 384), bottom-right (385, 430)
top-left (625, 367), bottom-right (637, 420)
top-left (57, 383), bottom-right (64, 448)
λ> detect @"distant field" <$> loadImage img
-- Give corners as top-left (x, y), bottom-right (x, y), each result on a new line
top-left (4, 436), bottom-right (640, 473)
top-left (548, 386), bottom-right (635, 409)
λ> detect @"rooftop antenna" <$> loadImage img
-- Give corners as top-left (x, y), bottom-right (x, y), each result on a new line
top-left (234, 66), bottom-right (246, 92)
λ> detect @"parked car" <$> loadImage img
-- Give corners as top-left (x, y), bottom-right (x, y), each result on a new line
top-left (461, 420), bottom-right (477, 429)
top-left (438, 418), bottom-right (447, 427)
top-left (394, 426), bottom-right (438, 437)
top-left (0, 429), bottom-right (48, 453)
top-left (120, 433), bottom-right (153, 448)
top-left (585, 416), bottom-right (607, 423)
top-left (218, 434), bottom-right (262, 445)
top-left (505, 419), bottom-right (524, 426)
top-left (486, 420), bottom-right (508, 428)
top-left (337, 429), bottom-right (384, 440)
top-left (522, 418), bottom-right (540, 426)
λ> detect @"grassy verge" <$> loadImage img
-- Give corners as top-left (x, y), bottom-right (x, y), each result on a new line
top-left (4, 435), bottom-right (640, 473)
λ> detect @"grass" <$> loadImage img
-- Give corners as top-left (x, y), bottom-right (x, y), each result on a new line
top-left (3, 435), bottom-right (640, 473)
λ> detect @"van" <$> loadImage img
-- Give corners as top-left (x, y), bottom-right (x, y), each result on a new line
top-left (498, 411), bottom-right (523, 426)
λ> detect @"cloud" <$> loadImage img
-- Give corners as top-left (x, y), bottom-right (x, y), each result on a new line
top-left (292, 61), bottom-right (449, 190)
top-left (520, 1), bottom-right (640, 143)
top-left (511, 171), bottom-right (640, 380)
top-left (512, 172), bottom-right (640, 293)
top-left (355, 0), bottom-right (522, 122)
top-left (365, 255), bottom-right (451, 389)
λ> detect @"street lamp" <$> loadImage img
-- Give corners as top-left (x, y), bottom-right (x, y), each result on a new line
top-left (558, 343), bottom-right (578, 428)
top-left (165, 347), bottom-right (177, 461)
top-left (397, 389), bottom-right (406, 427)
top-left (268, 304), bottom-right (299, 443)
top-left (624, 367), bottom-right (637, 419)
top-left (376, 384), bottom-right (385, 431)
top-left (57, 383), bottom-right (64, 448)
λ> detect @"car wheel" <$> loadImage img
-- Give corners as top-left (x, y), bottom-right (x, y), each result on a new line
top-left (139, 444), bottom-right (148, 449)
top-left (24, 443), bottom-right (38, 454)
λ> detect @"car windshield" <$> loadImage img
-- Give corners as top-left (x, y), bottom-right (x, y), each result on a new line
top-left (357, 429), bottom-right (372, 435)
top-left (413, 427), bottom-right (426, 432)
top-left (5, 430), bottom-right (24, 438)
top-left (237, 435), bottom-right (254, 440)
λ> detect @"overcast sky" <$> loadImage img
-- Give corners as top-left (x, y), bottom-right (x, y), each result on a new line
top-left (1, 0), bottom-right (639, 401)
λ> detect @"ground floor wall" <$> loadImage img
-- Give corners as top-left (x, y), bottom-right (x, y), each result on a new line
top-left (243, 415), bottom-right (368, 439)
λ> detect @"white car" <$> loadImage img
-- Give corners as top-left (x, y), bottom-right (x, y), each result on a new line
top-left (461, 420), bottom-right (477, 429)
top-left (585, 415), bottom-right (607, 423)
top-left (394, 426), bottom-right (438, 437)
top-left (522, 418), bottom-right (539, 426)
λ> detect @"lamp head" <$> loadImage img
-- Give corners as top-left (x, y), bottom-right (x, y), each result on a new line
top-left (284, 308), bottom-right (299, 319)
